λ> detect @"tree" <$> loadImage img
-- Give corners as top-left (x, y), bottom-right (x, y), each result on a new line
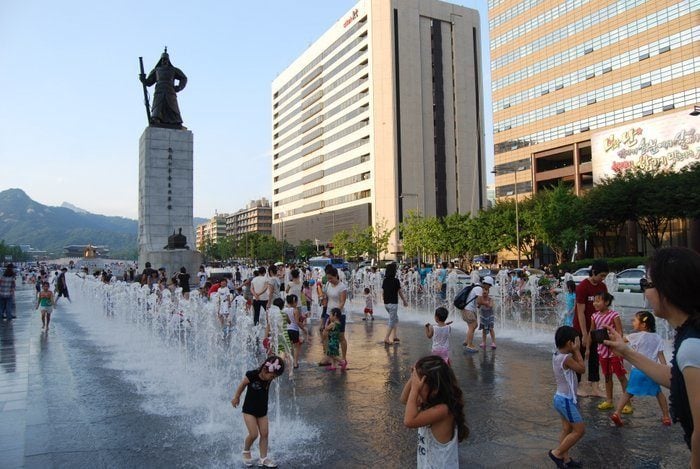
top-left (400, 211), bottom-right (425, 260)
top-left (296, 239), bottom-right (317, 261)
top-left (583, 176), bottom-right (635, 257)
top-left (372, 218), bottom-right (394, 261)
top-left (530, 184), bottom-right (590, 264)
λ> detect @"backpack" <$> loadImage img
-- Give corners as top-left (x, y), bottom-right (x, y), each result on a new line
top-left (453, 285), bottom-right (477, 310)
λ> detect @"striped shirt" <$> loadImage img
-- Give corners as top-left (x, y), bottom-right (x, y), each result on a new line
top-left (592, 309), bottom-right (619, 359)
top-left (0, 276), bottom-right (15, 298)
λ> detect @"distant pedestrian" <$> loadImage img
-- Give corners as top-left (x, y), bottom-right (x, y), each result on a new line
top-left (178, 267), bottom-right (191, 299)
top-left (0, 264), bottom-right (16, 321)
top-left (55, 268), bottom-right (70, 304)
top-left (401, 355), bottom-right (469, 468)
top-left (36, 281), bottom-right (54, 330)
top-left (549, 326), bottom-right (586, 469)
top-left (230, 355), bottom-right (285, 468)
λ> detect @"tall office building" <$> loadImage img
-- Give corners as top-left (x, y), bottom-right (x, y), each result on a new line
top-left (271, 0), bottom-right (486, 257)
top-left (490, 0), bottom-right (699, 199)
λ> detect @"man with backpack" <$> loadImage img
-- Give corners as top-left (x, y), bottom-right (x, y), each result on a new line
top-left (454, 276), bottom-right (494, 353)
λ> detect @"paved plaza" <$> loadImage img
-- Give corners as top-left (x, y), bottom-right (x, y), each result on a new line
top-left (0, 281), bottom-right (689, 468)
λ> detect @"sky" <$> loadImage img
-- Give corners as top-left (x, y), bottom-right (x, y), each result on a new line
top-left (0, 0), bottom-right (492, 220)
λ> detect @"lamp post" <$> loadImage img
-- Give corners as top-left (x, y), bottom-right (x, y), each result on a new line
top-left (492, 167), bottom-right (525, 268)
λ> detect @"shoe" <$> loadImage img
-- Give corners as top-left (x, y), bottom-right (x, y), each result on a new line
top-left (565, 458), bottom-right (582, 468)
top-left (548, 450), bottom-right (567, 469)
top-left (258, 457), bottom-right (278, 468)
top-left (465, 346), bottom-right (479, 353)
top-left (597, 401), bottom-right (614, 410)
top-left (393, 338), bottom-right (400, 342)
top-left (325, 365), bottom-right (337, 371)
top-left (340, 359), bottom-right (347, 371)
top-left (610, 413), bottom-right (624, 427)
top-left (242, 450), bottom-right (254, 467)
top-left (662, 417), bottom-right (672, 426)
top-left (480, 343), bottom-right (486, 349)
top-left (362, 317), bottom-right (367, 321)
top-left (491, 343), bottom-right (497, 349)
top-left (622, 404), bottom-right (634, 414)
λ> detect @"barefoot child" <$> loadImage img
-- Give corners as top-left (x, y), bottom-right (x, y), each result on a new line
top-left (479, 285), bottom-right (497, 350)
top-left (323, 308), bottom-right (342, 371)
top-left (425, 306), bottom-right (453, 364)
top-left (231, 355), bottom-right (285, 468)
top-left (36, 282), bottom-right (54, 330)
top-left (610, 311), bottom-right (671, 426)
top-left (363, 287), bottom-right (373, 321)
top-left (549, 326), bottom-right (586, 468)
top-left (400, 355), bottom-right (469, 467)
top-left (591, 292), bottom-right (628, 411)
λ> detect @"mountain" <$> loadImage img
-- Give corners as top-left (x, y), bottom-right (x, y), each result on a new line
top-left (61, 202), bottom-right (90, 214)
top-left (0, 189), bottom-right (137, 258)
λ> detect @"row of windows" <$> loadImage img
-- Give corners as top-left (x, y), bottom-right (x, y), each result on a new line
top-left (495, 181), bottom-right (534, 198)
top-left (494, 88), bottom-right (699, 154)
top-left (274, 131), bottom-right (371, 193)
top-left (274, 62), bottom-right (368, 139)
top-left (494, 0), bottom-right (647, 70)
top-left (273, 34), bottom-right (367, 118)
top-left (275, 78), bottom-right (368, 160)
top-left (493, 2), bottom-right (689, 91)
top-left (489, 0), bottom-right (545, 31)
top-left (274, 98), bottom-right (369, 174)
top-left (493, 157), bottom-right (531, 174)
top-left (495, 58), bottom-right (698, 132)
top-left (280, 189), bottom-right (372, 218)
top-left (275, 171), bottom-right (369, 207)
top-left (494, 28), bottom-right (696, 111)
top-left (491, 0), bottom-right (590, 50)
top-left (273, 17), bottom-right (366, 102)
top-left (488, 0), bottom-right (507, 11)
top-left (275, 151), bottom-right (371, 197)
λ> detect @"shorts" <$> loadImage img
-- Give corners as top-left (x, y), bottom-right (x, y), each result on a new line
top-left (39, 307), bottom-right (52, 315)
top-left (386, 303), bottom-right (399, 329)
top-left (599, 356), bottom-right (626, 379)
top-left (339, 314), bottom-right (346, 333)
top-left (432, 347), bottom-right (450, 364)
top-left (287, 330), bottom-right (300, 344)
top-left (626, 368), bottom-right (661, 396)
top-left (461, 309), bottom-right (477, 325)
top-left (479, 315), bottom-right (495, 331)
top-left (364, 307), bottom-right (373, 315)
top-left (553, 395), bottom-right (583, 423)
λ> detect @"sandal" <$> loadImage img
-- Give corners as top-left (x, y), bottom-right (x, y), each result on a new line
top-left (662, 417), bottom-right (672, 426)
top-left (340, 359), bottom-right (347, 371)
top-left (242, 450), bottom-right (254, 467)
top-left (393, 338), bottom-right (400, 342)
top-left (610, 413), bottom-right (624, 427)
top-left (258, 457), bottom-right (278, 468)
top-left (548, 450), bottom-right (567, 469)
top-left (565, 458), bottom-right (582, 468)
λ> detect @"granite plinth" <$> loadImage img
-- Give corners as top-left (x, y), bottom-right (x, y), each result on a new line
top-left (139, 249), bottom-right (202, 284)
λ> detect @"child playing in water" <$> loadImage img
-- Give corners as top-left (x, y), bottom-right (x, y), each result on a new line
top-left (563, 280), bottom-right (576, 327)
top-left (591, 292), bottom-right (628, 412)
top-left (425, 306), bottom-right (452, 364)
top-left (610, 311), bottom-right (671, 426)
top-left (363, 287), bottom-right (374, 321)
top-left (324, 308), bottom-right (343, 371)
top-left (400, 355), bottom-right (469, 467)
top-left (284, 294), bottom-right (306, 369)
top-left (549, 326), bottom-right (586, 469)
top-left (479, 286), bottom-right (497, 350)
top-left (231, 355), bottom-right (285, 468)
top-left (36, 281), bottom-right (54, 330)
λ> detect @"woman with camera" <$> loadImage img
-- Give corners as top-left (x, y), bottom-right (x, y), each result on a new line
top-left (605, 247), bottom-right (700, 468)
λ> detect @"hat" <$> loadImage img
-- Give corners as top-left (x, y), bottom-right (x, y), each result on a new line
top-left (482, 276), bottom-right (494, 286)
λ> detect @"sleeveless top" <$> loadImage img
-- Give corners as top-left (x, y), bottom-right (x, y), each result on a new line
top-left (285, 307), bottom-right (299, 332)
top-left (670, 320), bottom-right (700, 448)
top-left (417, 425), bottom-right (459, 469)
top-left (431, 325), bottom-right (451, 352)
top-left (552, 352), bottom-right (578, 403)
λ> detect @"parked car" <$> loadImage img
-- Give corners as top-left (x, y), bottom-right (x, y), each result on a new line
top-left (562, 267), bottom-right (591, 285)
top-left (616, 268), bottom-right (646, 292)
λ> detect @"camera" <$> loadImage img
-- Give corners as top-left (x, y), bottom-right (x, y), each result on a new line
top-left (590, 328), bottom-right (610, 343)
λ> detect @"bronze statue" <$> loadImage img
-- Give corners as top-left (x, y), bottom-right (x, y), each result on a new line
top-left (139, 48), bottom-right (187, 128)
top-left (164, 228), bottom-right (189, 250)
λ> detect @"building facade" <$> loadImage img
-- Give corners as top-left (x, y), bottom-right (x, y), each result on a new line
top-left (195, 213), bottom-right (228, 250)
top-left (271, 0), bottom-right (486, 257)
top-left (225, 198), bottom-right (273, 240)
top-left (490, 0), bottom-right (699, 199)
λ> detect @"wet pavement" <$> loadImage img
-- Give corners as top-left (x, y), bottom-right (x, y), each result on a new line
top-left (0, 282), bottom-right (689, 468)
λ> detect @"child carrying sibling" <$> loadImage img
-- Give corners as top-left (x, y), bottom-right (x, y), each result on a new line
top-left (425, 306), bottom-right (453, 364)
top-left (231, 355), bottom-right (285, 468)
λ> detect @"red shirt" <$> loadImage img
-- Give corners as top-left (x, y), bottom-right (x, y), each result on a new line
top-left (574, 277), bottom-right (608, 333)
top-left (208, 284), bottom-right (221, 296)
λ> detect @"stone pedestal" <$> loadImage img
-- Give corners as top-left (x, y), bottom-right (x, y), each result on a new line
top-left (138, 127), bottom-right (202, 280)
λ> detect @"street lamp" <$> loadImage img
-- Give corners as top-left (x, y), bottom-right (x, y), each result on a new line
top-left (492, 166), bottom-right (526, 268)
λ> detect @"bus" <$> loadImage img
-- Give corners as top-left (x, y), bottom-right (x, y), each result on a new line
top-left (308, 256), bottom-right (348, 272)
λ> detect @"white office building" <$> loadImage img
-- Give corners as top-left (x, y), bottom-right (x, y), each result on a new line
top-left (271, 0), bottom-right (486, 257)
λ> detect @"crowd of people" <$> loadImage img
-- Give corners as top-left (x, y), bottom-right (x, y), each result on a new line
top-left (1, 246), bottom-right (698, 468)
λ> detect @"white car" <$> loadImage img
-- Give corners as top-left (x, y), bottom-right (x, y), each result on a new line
top-left (563, 267), bottom-right (591, 285)
top-left (616, 268), bottom-right (646, 292)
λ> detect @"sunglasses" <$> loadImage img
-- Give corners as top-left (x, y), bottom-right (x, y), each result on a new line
top-left (640, 278), bottom-right (654, 290)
